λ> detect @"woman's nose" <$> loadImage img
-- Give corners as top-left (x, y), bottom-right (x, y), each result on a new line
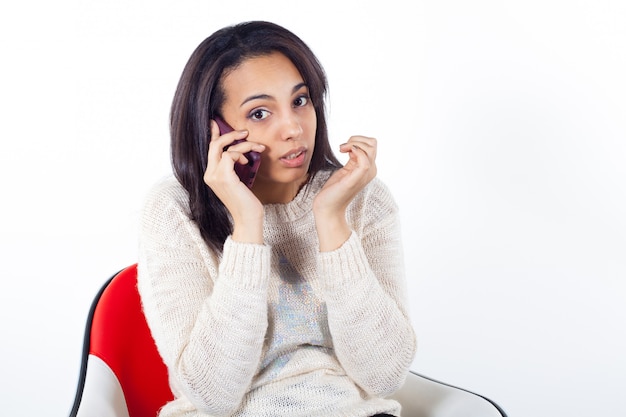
top-left (279, 113), bottom-right (303, 141)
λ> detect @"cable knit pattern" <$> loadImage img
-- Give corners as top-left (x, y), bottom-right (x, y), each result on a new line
top-left (137, 170), bottom-right (416, 417)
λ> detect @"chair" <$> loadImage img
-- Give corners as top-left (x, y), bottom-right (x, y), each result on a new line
top-left (69, 265), bottom-right (508, 417)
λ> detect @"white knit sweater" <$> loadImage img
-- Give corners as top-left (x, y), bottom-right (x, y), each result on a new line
top-left (137, 170), bottom-right (416, 417)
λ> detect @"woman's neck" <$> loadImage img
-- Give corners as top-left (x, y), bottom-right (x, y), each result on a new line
top-left (253, 175), bottom-right (309, 204)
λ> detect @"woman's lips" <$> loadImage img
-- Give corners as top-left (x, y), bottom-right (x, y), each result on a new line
top-left (280, 147), bottom-right (307, 167)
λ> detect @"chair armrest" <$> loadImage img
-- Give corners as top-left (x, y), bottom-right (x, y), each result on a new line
top-left (390, 371), bottom-right (506, 417)
top-left (75, 355), bottom-right (130, 417)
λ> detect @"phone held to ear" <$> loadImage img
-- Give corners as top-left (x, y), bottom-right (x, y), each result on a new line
top-left (215, 117), bottom-right (261, 189)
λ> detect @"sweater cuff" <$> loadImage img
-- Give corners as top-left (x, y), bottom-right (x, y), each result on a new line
top-left (318, 231), bottom-right (373, 292)
top-left (220, 236), bottom-right (271, 291)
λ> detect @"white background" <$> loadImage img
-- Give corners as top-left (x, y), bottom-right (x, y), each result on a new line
top-left (1, 1), bottom-right (625, 416)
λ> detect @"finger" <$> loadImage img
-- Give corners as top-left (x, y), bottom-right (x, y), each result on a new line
top-left (340, 141), bottom-right (376, 164)
top-left (346, 135), bottom-right (377, 147)
top-left (207, 120), bottom-right (228, 162)
top-left (341, 136), bottom-right (376, 153)
top-left (353, 137), bottom-right (377, 159)
top-left (207, 120), bottom-right (221, 159)
top-left (208, 126), bottom-right (248, 161)
top-left (225, 140), bottom-right (266, 155)
top-left (349, 144), bottom-right (374, 170)
top-left (210, 119), bottom-right (221, 140)
top-left (223, 149), bottom-right (252, 166)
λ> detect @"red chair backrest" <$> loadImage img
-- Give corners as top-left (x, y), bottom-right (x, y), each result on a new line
top-left (89, 264), bottom-right (174, 416)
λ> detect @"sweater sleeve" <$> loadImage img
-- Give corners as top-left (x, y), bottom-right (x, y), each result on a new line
top-left (317, 179), bottom-right (417, 397)
top-left (136, 179), bottom-right (271, 416)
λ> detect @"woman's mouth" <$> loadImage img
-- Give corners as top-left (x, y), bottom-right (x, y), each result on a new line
top-left (280, 147), bottom-right (307, 167)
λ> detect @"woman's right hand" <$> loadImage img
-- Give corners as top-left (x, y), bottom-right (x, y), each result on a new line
top-left (204, 120), bottom-right (266, 244)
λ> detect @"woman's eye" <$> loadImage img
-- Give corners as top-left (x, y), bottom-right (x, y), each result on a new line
top-left (294, 95), bottom-right (310, 107)
top-left (249, 109), bottom-right (269, 120)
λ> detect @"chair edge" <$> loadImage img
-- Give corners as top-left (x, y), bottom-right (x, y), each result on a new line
top-left (408, 371), bottom-right (508, 417)
top-left (68, 269), bottom-right (122, 417)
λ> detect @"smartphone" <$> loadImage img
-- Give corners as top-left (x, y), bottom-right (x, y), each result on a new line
top-left (215, 117), bottom-right (261, 189)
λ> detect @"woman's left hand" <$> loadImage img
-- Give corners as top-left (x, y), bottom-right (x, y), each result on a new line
top-left (313, 135), bottom-right (377, 251)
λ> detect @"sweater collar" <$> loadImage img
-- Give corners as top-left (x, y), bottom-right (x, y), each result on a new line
top-left (263, 170), bottom-right (332, 223)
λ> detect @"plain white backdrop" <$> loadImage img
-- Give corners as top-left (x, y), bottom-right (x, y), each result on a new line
top-left (1, 1), bottom-right (624, 416)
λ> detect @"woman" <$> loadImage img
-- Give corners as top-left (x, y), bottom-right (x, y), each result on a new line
top-left (138, 21), bottom-right (416, 417)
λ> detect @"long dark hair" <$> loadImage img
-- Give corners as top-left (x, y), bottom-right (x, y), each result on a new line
top-left (170, 21), bottom-right (341, 253)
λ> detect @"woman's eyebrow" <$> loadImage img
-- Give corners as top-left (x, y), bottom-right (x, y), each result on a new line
top-left (240, 83), bottom-right (308, 107)
top-left (292, 82), bottom-right (307, 93)
top-left (240, 93), bottom-right (272, 107)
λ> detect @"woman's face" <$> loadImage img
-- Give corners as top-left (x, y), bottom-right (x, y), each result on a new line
top-left (220, 52), bottom-right (317, 198)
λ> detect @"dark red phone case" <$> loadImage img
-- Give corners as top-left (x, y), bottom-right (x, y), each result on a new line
top-left (215, 117), bottom-right (261, 189)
